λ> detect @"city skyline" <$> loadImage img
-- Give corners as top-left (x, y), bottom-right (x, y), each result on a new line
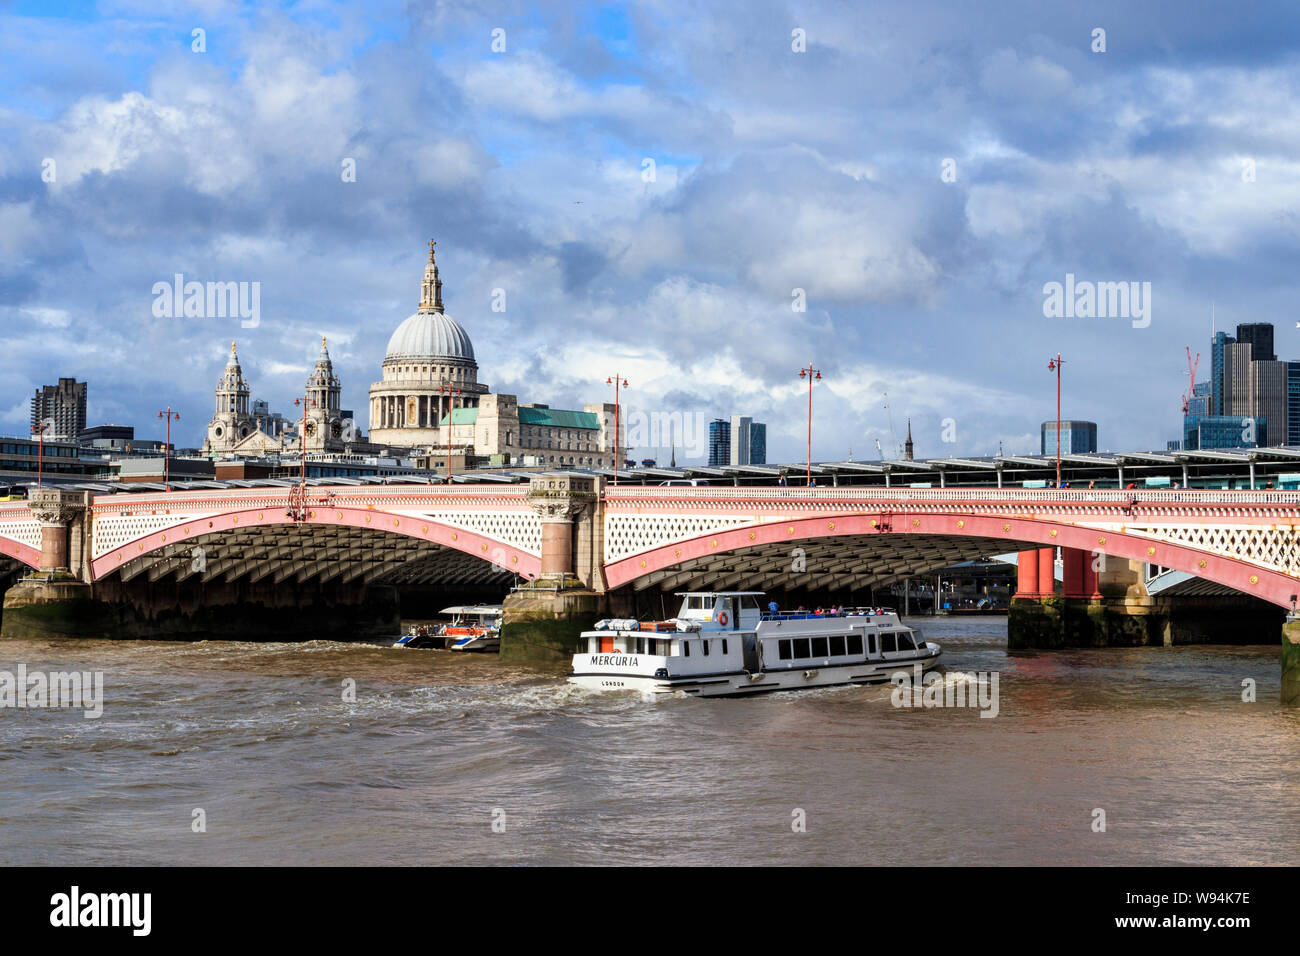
top-left (5, 2), bottom-right (1300, 461)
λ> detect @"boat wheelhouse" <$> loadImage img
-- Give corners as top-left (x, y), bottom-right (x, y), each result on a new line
top-left (569, 591), bottom-right (940, 697)
top-left (443, 605), bottom-right (503, 652)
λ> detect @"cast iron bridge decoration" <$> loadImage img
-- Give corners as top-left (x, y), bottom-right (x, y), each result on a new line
top-left (3, 480), bottom-right (1300, 606)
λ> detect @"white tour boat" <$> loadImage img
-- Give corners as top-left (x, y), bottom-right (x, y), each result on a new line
top-left (444, 605), bottom-right (503, 652)
top-left (569, 592), bottom-right (940, 697)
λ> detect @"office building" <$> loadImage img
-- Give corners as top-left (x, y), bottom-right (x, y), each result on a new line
top-left (729, 415), bottom-right (767, 466)
top-left (1184, 414), bottom-right (1266, 450)
top-left (1224, 341), bottom-right (1287, 443)
top-left (30, 377), bottom-right (87, 441)
top-left (1236, 322), bottom-right (1275, 362)
top-left (708, 419), bottom-right (730, 466)
top-left (1211, 331), bottom-right (1234, 415)
top-left (1040, 420), bottom-right (1097, 455)
top-left (1289, 363), bottom-right (1300, 446)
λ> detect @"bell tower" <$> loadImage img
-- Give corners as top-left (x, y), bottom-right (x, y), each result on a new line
top-left (205, 342), bottom-right (255, 453)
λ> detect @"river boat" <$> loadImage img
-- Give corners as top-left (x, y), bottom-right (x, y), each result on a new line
top-left (569, 592), bottom-right (940, 697)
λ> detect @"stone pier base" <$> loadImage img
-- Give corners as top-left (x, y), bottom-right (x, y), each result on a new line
top-left (1009, 595), bottom-right (1285, 649)
top-left (499, 582), bottom-right (606, 664)
top-left (1, 577), bottom-right (99, 641)
top-left (1, 576), bottom-right (398, 642)
top-left (1283, 618), bottom-right (1300, 705)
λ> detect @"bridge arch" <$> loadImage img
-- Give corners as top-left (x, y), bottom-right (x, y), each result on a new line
top-left (91, 505), bottom-right (542, 583)
top-left (603, 510), bottom-right (1299, 608)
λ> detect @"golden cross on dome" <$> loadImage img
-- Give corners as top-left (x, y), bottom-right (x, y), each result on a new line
top-left (230, 341), bottom-right (236, 354)
top-left (428, 238), bottom-right (436, 263)
top-left (322, 335), bottom-right (327, 349)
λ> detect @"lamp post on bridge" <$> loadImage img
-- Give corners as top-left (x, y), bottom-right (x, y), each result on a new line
top-left (1047, 354), bottom-right (1064, 489)
top-left (287, 395), bottom-right (317, 521)
top-left (156, 408), bottom-right (179, 491)
top-left (605, 374), bottom-right (627, 485)
top-left (30, 417), bottom-right (52, 490)
top-left (798, 362), bottom-right (821, 487)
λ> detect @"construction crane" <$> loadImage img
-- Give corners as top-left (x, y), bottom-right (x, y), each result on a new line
top-left (881, 392), bottom-right (903, 458)
top-left (1181, 346), bottom-right (1200, 415)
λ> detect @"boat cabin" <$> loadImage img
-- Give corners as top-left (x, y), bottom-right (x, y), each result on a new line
top-left (674, 591), bottom-right (765, 631)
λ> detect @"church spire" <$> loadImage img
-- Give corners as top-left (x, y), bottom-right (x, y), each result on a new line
top-left (904, 419), bottom-right (914, 461)
top-left (419, 238), bottom-right (444, 312)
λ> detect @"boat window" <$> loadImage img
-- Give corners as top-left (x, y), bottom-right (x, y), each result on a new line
top-left (811, 636), bottom-right (829, 658)
top-left (793, 638), bottom-right (811, 659)
top-left (830, 635), bottom-right (846, 656)
top-left (866, 632), bottom-right (876, 655)
top-left (721, 638), bottom-right (728, 655)
top-left (702, 639), bottom-right (710, 656)
top-left (882, 632), bottom-right (897, 653)
top-left (778, 640), bottom-right (792, 661)
top-left (847, 633), bottom-right (863, 656)
top-left (897, 633), bottom-right (916, 651)
top-left (682, 640), bottom-right (690, 657)
top-left (687, 596), bottom-right (710, 610)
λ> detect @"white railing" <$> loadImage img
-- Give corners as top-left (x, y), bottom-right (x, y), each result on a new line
top-left (603, 485), bottom-right (1300, 506)
top-left (89, 484), bottom-right (530, 510)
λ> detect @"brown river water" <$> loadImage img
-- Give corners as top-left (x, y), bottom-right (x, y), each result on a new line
top-left (1, 617), bottom-right (1296, 865)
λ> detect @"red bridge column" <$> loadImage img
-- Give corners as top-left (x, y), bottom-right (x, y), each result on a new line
top-left (1063, 548), bottom-right (1088, 599)
top-left (1037, 547), bottom-right (1056, 597)
top-left (1015, 549), bottom-right (1040, 599)
top-left (1083, 552), bottom-right (1102, 600)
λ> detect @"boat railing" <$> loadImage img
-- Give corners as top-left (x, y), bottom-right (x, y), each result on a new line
top-left (760, 606), bottom-right (897, 622)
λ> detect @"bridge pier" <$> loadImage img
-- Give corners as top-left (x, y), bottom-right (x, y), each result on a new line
top-left (500, 474), bottom-right (609, 664)
top-left (1011, 551), bottom-right (1286, 656)
top-left (1, 489), bottom-right (97, 640)
top-left (1284, 617), bottom-right (1300, 704)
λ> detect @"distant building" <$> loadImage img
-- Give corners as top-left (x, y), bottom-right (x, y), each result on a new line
top-left (1211, 330), bottom-right (1234, 415)
top-left (1225, 342), bottom-right (1286, 443)
top-left (1236, 322), bottom-right (1275, 362)
top-left (1184, 414), bottom-right (1266, 450)
top-left (1186, 381), bottom-right (1212, 417)
top-left (365, 242), bottom-right (621, 466)
top-left (31, 377), bottom-right (87, 441)
top-left (729, 415), bottom-right (767, 466)
top-left (79, 424), bottom-right (134, 451)
top-left (1041, 420), bottom-right (1097, 455)
top-left (1288, 363), bottom-right (1300, 445)
top-left (708, 419), bottom-right (730, 466)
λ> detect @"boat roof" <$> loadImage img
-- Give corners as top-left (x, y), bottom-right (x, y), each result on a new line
top-left (674, 591), bottom-right (765, 597)
top-left (439, 605), bottom-right (503, 614)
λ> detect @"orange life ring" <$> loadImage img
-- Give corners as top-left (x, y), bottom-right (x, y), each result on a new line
top-left (718, 611), bottom-right (729, 625)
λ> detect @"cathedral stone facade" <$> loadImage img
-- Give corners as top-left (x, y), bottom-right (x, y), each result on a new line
top-left (367, 241), bottom-right (624, 469)
top-left (202, 240), bottom-right (624, 469)
top-left (203, 339), bottom-right (360, 457)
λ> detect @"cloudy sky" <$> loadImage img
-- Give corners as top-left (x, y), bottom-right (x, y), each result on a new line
top-left (3, 0), bottom-right (1299, 463)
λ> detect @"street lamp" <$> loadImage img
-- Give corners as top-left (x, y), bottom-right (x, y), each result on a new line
top-left (605, 375), bottom-right (627, 485)
top-left (287, 396), bottom-right (317, 520)
top-left (1047, 355), bottom-right (1065, 488)
top-left (157, 408), bottom-right (180, 491)
top-left (30, 418), bottom-right (51, 489)
top-left (798, 363), bottom-right (822, 487)
top-left (438, 384), bottom-right (461, 483)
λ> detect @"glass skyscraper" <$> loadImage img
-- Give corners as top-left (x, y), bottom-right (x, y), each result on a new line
top-left (708, 419), bottom-right (730, 466)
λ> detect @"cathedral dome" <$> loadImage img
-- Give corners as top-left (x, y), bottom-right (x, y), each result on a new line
top-left (384, 309), bottom-right (475, 363)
